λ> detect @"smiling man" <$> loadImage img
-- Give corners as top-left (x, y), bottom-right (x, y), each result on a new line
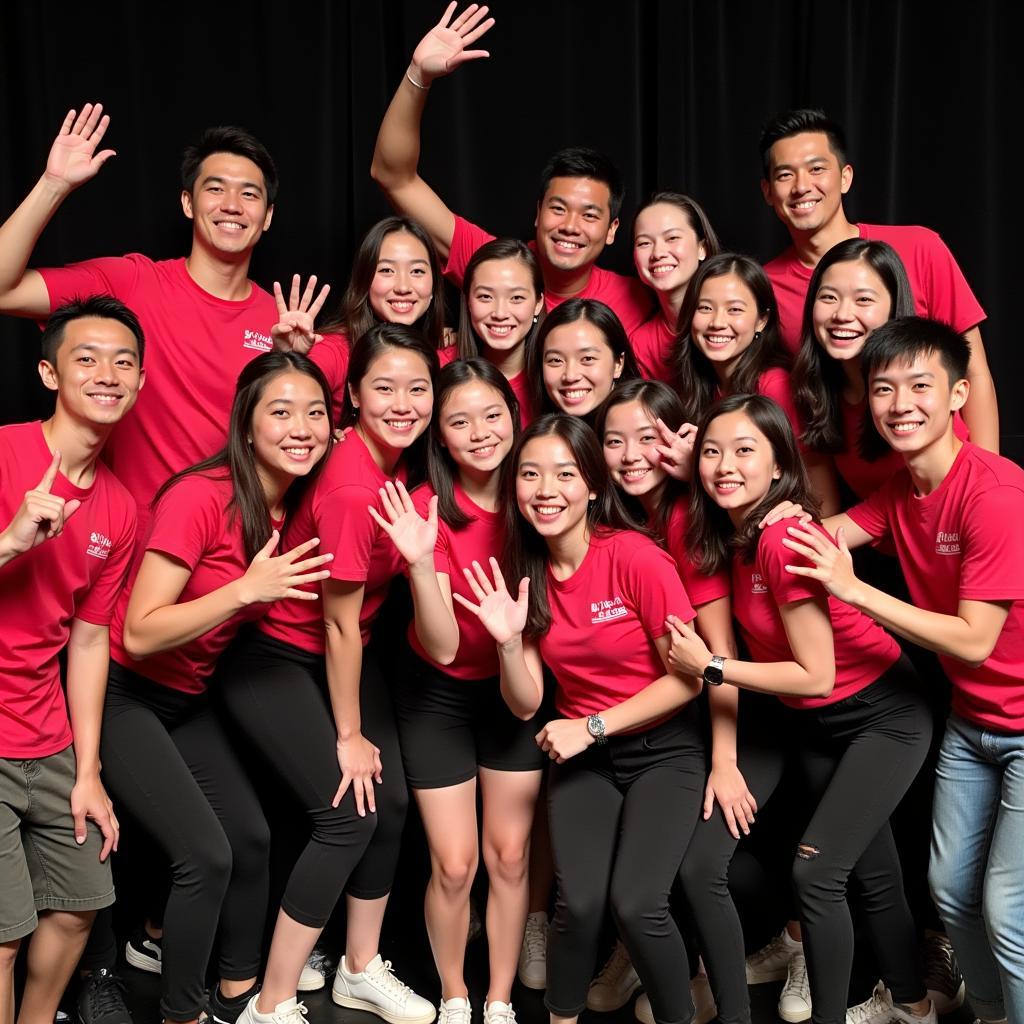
top-left (370, 3), bottom-right (653, 335)
top-left (0, 104), bottom-right (331, 531)
top-left (758, 108), bottom-right (999, 452)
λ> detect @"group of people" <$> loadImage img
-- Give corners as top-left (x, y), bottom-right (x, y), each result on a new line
top-left (1, 7), bottom-right (1020, 1024)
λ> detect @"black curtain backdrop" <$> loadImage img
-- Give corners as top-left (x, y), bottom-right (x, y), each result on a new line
top-left (2, 0), bottom-right (1020, 460)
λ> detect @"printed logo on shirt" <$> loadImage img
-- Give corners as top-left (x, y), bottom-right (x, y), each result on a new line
top-left (87, 531), bottom-right (112, 560)
top-left (591, 596), bottom-right (627, 624)
top-left (242, 328), bottom-right (273, 353)
top-left (751, 572), bottom-right (768, 595)
top-left (935, 530), bottom-right (961, 556)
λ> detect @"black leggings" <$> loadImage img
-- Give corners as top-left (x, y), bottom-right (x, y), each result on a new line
top-left (680, 656), bottom-right (931, 1024)
top-left (546, 709), bottom-right (705, 1024)
top-left (101, 664), bottom-right (270, 1023)
top-left (218, 630), bottom-right (408, 927)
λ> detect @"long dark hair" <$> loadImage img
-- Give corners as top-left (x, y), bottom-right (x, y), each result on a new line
top-left (525, 298), bottom-right (641, 421)
top-left (427, 359), bottom-right (521, 529)
top-left (456, 238), bottom-right (544, 362)
top-left (634, 191), bottom-right (722, 266)
top-left (687, 393), bottom-right (820, 574)
top-left (792, 239), bottom-right (914, 454)
top-left (674, 254), bottom-right (787, 423)
top-left (341, 322), bottom-right (440, 490)
top-left (320, 216), bottom-right (446, 350)
top-left (503, 414), bottom-right (646, 637)
top-left (153, 352), bottom-right (333, 560)
top-left (593, 378), bottom-right (689, 538)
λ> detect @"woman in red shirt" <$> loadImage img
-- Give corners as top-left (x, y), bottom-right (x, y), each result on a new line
top-left (668, 393), bottom-right (935, 1024)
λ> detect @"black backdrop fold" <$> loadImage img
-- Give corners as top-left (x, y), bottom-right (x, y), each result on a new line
top-left (2, 0), bottom-right (1019, 460)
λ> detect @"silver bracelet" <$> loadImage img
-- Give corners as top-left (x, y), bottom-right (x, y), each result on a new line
top-left (405, 67), bottom-right (429, 90)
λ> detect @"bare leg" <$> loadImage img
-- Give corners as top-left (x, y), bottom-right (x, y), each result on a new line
top-left (480, 768), bottom-right (542, 1004)
top-left (345, 894), bottom-right (391, 974)
top-left (18, 911), bottom-right (93, 1024)
top-left (415, 780), bottom-right (478, 999)
top-left (1, 940), bottom-right (21, 1024)
top-left (256, 909), bottom-right (321, 1012)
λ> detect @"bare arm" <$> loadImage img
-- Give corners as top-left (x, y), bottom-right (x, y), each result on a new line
top-left (370, 3), bottom-right (494, 261)
top-left (0, 104), bottom-right (115, 317)
top-left (961, 326), bottom-right (1000, 453)
top-left (65, 618), bottom-right (118, 860)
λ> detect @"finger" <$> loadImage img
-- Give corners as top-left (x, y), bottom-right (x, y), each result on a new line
top-left (288, 273), bottom-right (301, 312)
top-left (308, 283), bottom-right (330, 321)
top-left (273, 280), bottom-right (287, 316)
top-left (655, 417), bottom-right (679, 444)
top-left (62, 498), bottom-right (82, 523)
top-left (836, 527), bottom-right (852, 557)
top-left (255, 529), bottom-right (281, 561)
top-left (377, 486), bottom-right (400, 524)
top-left (459, 4), bottom-right (490, 32)
top-left (287, 569), bottom-right (333, 588)
top-left (676, 423), bottom-right (698, 441)
top-left (363, 777), bottom-right (376, 815)
top-left (289, 552), bottom-right (334, 573)
top-left (783, 565), bottom-right (819, 579)
top-left (426, 494), bottom-right (439, 528)
top-left (471, 559), bottom-right (495, 596)
top-left (299, 274), bottom-right (318, 313)
top-left (71, 104), bottom-right (92, 135)
top-left (395, 478), bottom-right (414, 513)
top-left (488, 556), bottom-right (507, 593)
top-left (786, 525), bottom-right (824, 549)
top-left (383, 480), bottom-right (403, 515)
top-left (781, 537), bottom-right (821, 561)
top-left (282, 536), bottom-right (322, 562)
top-left (97, 812), bottom-right (116, 862)
top-left (334, 772), bottom-right (353, 810)
top-left (73, 806), bottom-right (87, 845)
top-left (90, 112), bottom-right (111, 146)
top-left (516, 576), bottom-right (530, 606)
top-left (460, 566), bottom-right (486, 602)
top-left (703, 783), bottom-right (715, 820)
top-left (452, 591), bottom-right (481, 615)
top-left (83, 102), bottom-right (104, 138)
top-left (653, 444), bottom-right (678, 464)
top-left (38, 449), bottom-right (62, 492)
top-left (110, 813), bottom-right (120, 853)
top-left (92, 149), bottom-right (117, 170)
top-left (724, 806), bottom-right (740, 841)
top-left (58, 108), bottom-right (77, 136)
top-left (437, 1), bottom-right (459, 28)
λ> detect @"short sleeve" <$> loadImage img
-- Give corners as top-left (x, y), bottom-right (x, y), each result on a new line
top-left (846, 479), bottom-right (897, 541)
top-left (959, 485), bottom-right (1024, 602)
top-left (146, 476), bottom-right (225, 571)
top-left (622, 538), bottom-right (695, 639)
top-left (76, 504), bottom-right (137, 626)
top-left (914, 229), bottom-right (986, 333)
top-left (664, 504), bottom-right (730, 607)
top-left (443, 216), bottom-right (497, 289)
top-left (758, 522), bottom-right (822, 607)
top-left (38, 255), bottom-right (143, 311)
top-left (308, 332), bottom-right (350, 424)
top-left (316, 483), bottom-right (380, 583)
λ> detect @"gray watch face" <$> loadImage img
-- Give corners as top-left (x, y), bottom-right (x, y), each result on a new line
top-left (587, 714), bottom-right (606, 738)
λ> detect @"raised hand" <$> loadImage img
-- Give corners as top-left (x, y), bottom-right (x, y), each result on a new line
top-left (43, 104), bottom-right (116, 192)
top-left (235, 532), bottom-right (333, 605)
top-left (368, 480), bottom-right (438, 568)
top-left (452, 557), bottom-right (529, 645)
top-left (654, 418), bottom-right (697, 482)
top-left (271, 274), bottom-right (331, 355)
top-left (0, 450), bottom-right (80, 559)
top-left (410, 3), bottom-right (495, 86)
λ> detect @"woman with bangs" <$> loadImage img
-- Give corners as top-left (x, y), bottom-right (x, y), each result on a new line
top-left (457, 413), bottom-right (706, 1024)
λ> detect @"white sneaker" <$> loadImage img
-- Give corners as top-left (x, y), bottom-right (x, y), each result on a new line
top-left (745, 928), bottom-right (802, 984)
top-left (482, 1001), bottom-right (517, 1024)
top-left (297, 947), bottom-right (335, 992)
top-left (778, 952), bottom-right (812, 1023)
top-left (845, 981), bottom-right (937, 1024)
top-left (633, 972), bottom-right (715, 1024)
top-left (438, 996), bottom-right (472, 1024)
top-left (586, 941), bottom-right (641, 1012)
top-left (331, 955), bottom-right (436, 1024)
top-left (237, 994), bottom-right (308, 1024)
top-left (922, 933), bottom-right (965, 1014)
top-left (517, 912), bottom-right (547, 990)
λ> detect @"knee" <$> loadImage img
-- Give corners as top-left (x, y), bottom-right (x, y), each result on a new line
top-left (981, 885), bottom-right (1017, 950)
top-left (792, 843), bottom-right (844, 909)
top-left (434, 851), bottom-right (478, 898)
top-left (0, 939), bottom-right (21, 970)
top-left (610, 877), bottom-right (667, 930)
top-left (557, 886), bottom-right (605, 936)
top-left (310, 803), bottom-right (378, 848)
top-left (182, 831), bottom-right (233, 892)
top-left (928, 857), bottom-right (974, 919)
top-left (230, 816), bottom-right (271, 876)
top-left (483, 840), bottom-right (529, 888)
top-left (677, 847), bottom-right (726, 899)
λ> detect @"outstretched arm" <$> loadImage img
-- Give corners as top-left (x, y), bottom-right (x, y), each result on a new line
top-left (370, 3), bottom-right (494, 262)
top-left (0, 104), bottom-right (116, 317)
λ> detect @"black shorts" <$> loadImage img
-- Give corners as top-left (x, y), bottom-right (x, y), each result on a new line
top-left (396, 649), bottom-right (546, 789)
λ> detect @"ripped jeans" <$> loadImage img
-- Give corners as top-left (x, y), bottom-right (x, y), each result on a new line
top-left (792, 655), bottom-right (933, 1024)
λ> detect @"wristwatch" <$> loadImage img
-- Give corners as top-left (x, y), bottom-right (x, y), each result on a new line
top-left (703, 655), bottom-right (726, 686)
top-left (586, 713), bottom-right (608, 745)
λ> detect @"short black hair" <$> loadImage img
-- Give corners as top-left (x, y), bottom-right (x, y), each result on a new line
top-left (861, 316), bottom-right (970, 387)
top-left (181, 126), bottom-right (278, 205)
top-left (758, 109), bottom-right (848, 179)
top-left (41, 294), bottom-right (145, 366)
top-left (538, 146), bottom-right (625, 220)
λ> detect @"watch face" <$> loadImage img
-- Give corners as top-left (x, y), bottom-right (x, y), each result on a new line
top-left (704, 658), bottom-right (724, 685)
top-left (587, 714), bottom-right (605, 738)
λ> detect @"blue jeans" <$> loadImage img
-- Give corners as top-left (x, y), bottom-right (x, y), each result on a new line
top-left (928, 714), bottom-right (1024, 1023)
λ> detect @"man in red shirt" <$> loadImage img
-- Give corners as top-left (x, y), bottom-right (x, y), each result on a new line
top-left (780, 317), bottom-right (1024, 1024)
top-left (0, 297), bottom-right (143, 1024)
top-left (758, 108), bottom-right (999, 453)
top-left (370, 4), bottom-right (653, 336)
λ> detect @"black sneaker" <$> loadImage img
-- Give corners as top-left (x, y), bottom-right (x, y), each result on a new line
top-left (124, 928), bottom-right (162, 974)
top-left (205, 984), bottom-right (258, 1024)
top-left (77, 969), bottom-right (132, 1024)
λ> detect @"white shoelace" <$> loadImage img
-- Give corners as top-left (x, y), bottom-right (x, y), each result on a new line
top-left (485, 1004), bottom-right (517, 1024)
top-left (521, 919), bottom-right (546, 959)
top-left (367, 960), bottom-right (413, 1004)
top-left (784, 954), bottom-right (810, 997)
top-left (845, 984), bottom-right (892, 1024)
top-left (271, 1002), bottom-right (308, 1024)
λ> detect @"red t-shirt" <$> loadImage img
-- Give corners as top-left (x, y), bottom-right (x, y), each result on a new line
top-left (731, 521), bottom-right (900, 710)
top-left (756, 368), bottom-right (803, 436)
top-left (630, 313), bottom-right (677, 384)
top-left (444, 215), bottom-right (653, 336)
top-left (506, 370), bottom-right (538, 428)
top-left (108, 474), bottom-right (276, 695)
top-left (39, 255), bottom-right (347, 525)
top-left (540, 529), bottom-right (695, 720)
top-left (764, 224), bottom-right (987, 356)
top-left (309, 331), bottom-right (351, 425)
top-left (408, 483), bottom-right (506, 680)
top-left (0, 422), bottom-right (136, 757)
top-left (846, 443), bottom-right (1024, 732)
top-left (664, 498), bottom-right (730, 608)
top-left (260, 432), bottom-right (405, 653)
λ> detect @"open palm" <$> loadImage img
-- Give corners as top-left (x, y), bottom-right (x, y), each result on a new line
top-left (453, 557), bottom-right (529, 645)
top-left (45, 104), bottom-right (115, 189)
top-left (411, 3), bottom-right (495, 84)
top-left (369, 480), bottom-right (438, 567)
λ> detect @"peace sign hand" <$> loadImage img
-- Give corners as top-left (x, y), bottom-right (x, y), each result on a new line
top-left (654, 418), bottom-right (697, 482)
top-left (452, 557), bottom-right (529, 646)
top-left (1, 450), bottom-right (81, 558)
top-left (271, 274), bottom-right (331, 355)
top-left (368, 480), bottom-right (438, 569)
top-left (44, 104), bottom-right (116, 193)
top-left (410, 3), bottom-right (495, 86)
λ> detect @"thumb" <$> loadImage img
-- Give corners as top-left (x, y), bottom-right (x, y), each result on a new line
top-left (517, 576), bottom-right (530, 602)
top-left (703, 779), bottom-right (715, 820)
top-left (836, 526), bottom-right (851, 557)
top-left (93, 149), bottom-right (117, 169)
top-left (427, 494), bottom-right (439, 526)
top-left (255, 529), bottom-right (280, 561)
